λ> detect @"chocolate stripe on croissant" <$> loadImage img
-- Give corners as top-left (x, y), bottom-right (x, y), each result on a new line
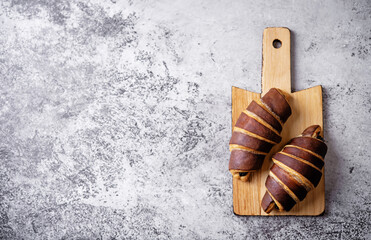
top-left (229, 88), bottom-right (292, 181)
top-left (247, 101), bottom-right (282, 132)
top-left (302, 125), bottom-right (321, 137)
top-left (288, 137), bottom-right (327, 158)
top-left (270, 164), bottom-right (307, 201)
top-left (265, 175), bottom-right (297, 211)
top-left (242, 110), bottom-right (281, 136)
top-left (229, 132), bottom-right (274, 153)
top-left (262, 125), bottom-right (327, 213)
top-left (255, 99), bottom-right (284, 126)
top-left (284, 145), bottom-right (324, 161)
top-left (283, 146), bottom-right (324, 169)
top-left (229, 150), bottom-right (266, 171)
top-left (261, 88), bottom-right (291, 123)
top-left (229, 144), bottom-right (268, 155)
top-left (278, 152), bottom-right (321, 172)
top-left (273, 152), bottom-right (322, 187)
top-left (272, 159), bottom-right (314, 191)
top-left (269, 171), bottom-right (300, 203)
top-left (233, 127), bottom-right (277, 144)
top-left (235, 114), bottom-right (282, 143)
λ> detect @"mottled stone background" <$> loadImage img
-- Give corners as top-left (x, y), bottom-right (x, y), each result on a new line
top-left (0, 0), bottom-right (370, 239)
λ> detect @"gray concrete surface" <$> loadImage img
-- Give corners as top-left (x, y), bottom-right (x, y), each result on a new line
top-left (0, 0), bottom-right (370, 239)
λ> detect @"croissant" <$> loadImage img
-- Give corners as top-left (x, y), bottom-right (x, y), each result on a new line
top-left (229, 88), bottom-right (292, 181)
top-left (261, 125), bottom-right (328, 213)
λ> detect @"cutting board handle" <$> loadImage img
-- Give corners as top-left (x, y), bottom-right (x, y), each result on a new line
top-left (262, 27), bottom-right (291, 95)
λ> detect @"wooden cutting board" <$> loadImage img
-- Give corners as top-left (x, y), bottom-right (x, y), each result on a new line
top-left (231, 27), bottom-right (324, 216)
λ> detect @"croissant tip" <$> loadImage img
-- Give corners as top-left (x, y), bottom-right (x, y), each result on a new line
top-left (274, 88), bottom-right (291, 101)
top-left (261, 191), bottom-right (276, 214)
top-left (302, 125), bottom-right (322, 138)
top-left (230, 170), bottom-right (252, 182)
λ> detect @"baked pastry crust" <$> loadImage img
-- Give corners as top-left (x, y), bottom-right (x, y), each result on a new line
top-left (261, 125), bottom-right (328, 213)
top-left (229, 88), bottom-right (292, 181)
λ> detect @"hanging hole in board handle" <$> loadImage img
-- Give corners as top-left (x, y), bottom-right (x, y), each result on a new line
top-left (273, 39), bottom-right (282, 49)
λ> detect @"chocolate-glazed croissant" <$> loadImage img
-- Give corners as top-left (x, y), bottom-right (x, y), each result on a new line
top-left (261, 125), bottom-right (328, 213)
top-left (229, 88), bottom-right (292, 181)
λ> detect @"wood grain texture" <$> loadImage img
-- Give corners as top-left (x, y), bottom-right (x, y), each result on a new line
top-left (232, 28), bottom-right (325, 216)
